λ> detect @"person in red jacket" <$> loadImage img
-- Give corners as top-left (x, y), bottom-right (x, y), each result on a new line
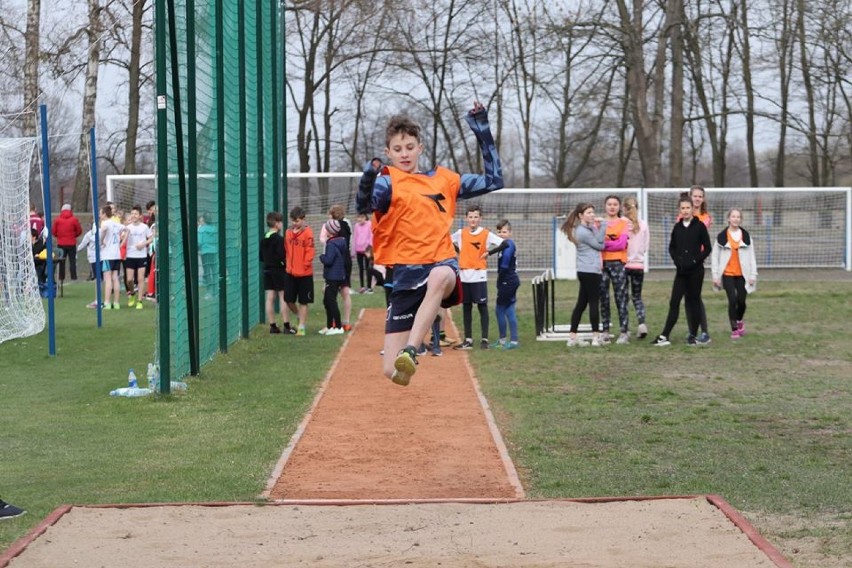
top-left (52, 203), bottom-right (83, 281)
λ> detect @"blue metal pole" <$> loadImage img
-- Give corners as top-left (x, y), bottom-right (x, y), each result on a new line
top-left (39, 104), bottom-right (56, 356)
top-left (89, 127), bottom-right (103, 327)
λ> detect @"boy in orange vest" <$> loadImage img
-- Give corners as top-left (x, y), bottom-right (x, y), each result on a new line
top-left (356, 101), bottom-right (503, 386)
top-left (451, 205), bottom-right (505, 350)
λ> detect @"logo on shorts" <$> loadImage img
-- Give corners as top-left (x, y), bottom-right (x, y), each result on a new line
top-left (392, 313), bottom-right (414, 321)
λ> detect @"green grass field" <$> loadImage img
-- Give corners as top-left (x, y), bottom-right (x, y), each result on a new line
top-left (1, 275), bottom-right (850, 567)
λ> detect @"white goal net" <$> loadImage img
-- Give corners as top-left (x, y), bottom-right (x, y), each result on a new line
top-left (0, 138), bottom-right (45, 344)
top-left (106, 174), bottom-right (157, 219)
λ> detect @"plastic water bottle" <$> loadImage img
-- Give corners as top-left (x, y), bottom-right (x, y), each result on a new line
top-left (110, 387), bottom-right (152, 397)
top-left (128, 369), bottom-right (138, 388)
top-left (146, 363), bottom-right (159, 392)
top-left (170, 381), bottom-right (188, 392)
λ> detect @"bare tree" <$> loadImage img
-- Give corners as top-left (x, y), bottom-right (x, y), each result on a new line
top-left (70, 0), bottom-right (104, 212)
top-left (612, 0), bottom-right (666, 188)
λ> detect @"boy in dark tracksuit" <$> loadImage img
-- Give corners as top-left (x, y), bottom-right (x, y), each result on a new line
top-left (653, 196), bottom-right (712, 346)
top-left (260, 211), bottom-right (295, 334)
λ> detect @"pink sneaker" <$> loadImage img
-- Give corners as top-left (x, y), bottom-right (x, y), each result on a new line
top-left (737, 321), bottom-right (745, 336)
top-left (730, 329), bottom-right (742, 340)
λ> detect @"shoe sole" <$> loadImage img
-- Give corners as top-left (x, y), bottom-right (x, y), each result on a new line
top-left (392, 354), bottom-right (417, 386)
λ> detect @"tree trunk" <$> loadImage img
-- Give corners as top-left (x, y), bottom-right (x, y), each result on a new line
top-left (71, 0), bottom-right (102, 212)
top-left (615, 0), bottom-right (662, 188)
top-left (774, 0), bottom-right (794, 187)
top-left (668, 0), bottom-right (684, 188)
top-left (795, 0), bottom-right (819, 186)
top-left (23, 0), bottom-right (41, 137)
top-left (123, 0), bottom-right (146, 175)
top-left (738, 0), bottom-right (758, 187)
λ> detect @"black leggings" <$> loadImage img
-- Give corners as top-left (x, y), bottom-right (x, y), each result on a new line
top-left (463, 303), bottom-right (489, 340)
top-left (356, 252), bottom-right (372, 289)
top-left (722, 275), bottom-right (747, 329)
top-left (661, 267), bottom-right (705, 338)
top-left (571, 272), bottom-right (602, 333)
top-left (323, 281), bottom-right (342, 328)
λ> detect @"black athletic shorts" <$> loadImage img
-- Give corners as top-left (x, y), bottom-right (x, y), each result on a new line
top-left (284, 274), bottom-right (314, 304)
top-left (263, 268), bottom-right (287, 291)
top-left (461, 281), bottom-right (488, 305)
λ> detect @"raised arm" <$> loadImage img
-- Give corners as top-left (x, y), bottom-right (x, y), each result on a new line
top-left (356, 158), bottom-right (384, 215)
top-left (459, 102), bottom-right (504, 199)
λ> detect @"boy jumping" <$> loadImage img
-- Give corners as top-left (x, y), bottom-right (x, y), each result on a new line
top-left (357, 101), bottom-right (503, 386)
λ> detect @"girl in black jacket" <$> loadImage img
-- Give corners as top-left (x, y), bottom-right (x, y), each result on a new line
top-left (653, 196), bottom-right (712, 346)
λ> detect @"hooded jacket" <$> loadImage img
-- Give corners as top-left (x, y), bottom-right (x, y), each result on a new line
top-left (711, 227), bottom-right (758, 293)
top-left (52, 209), bottom-right (83, 247)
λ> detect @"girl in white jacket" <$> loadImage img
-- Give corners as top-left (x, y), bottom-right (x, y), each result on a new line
top-left (711, 208), bottom-right (757, 339)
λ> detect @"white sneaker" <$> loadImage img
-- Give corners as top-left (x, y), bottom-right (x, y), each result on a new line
top-left (566, 336), bottom-right (579, 347)
top-left (317, 328), bottom-right (329, 335)
top-left (325, 327), bottom-right (345, 336)
top-left (590, 336), bottom-right (602, 347)
top-left (637, 323), bottom-right (648, 339)
top-left (600, 331), bottom-right (612, 344)
top-left (616, 332), bottom-right (630, 345)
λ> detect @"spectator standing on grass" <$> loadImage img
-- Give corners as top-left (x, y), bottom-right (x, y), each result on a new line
top-left (260, 211), bottom-right (295, 334)
top-left (284, 206), bottom-right (314, 336)
top-left (562, 202), bottom-right (606, 347)
top-left (124, 206), bottom-right (153, 309)
top-left (327, 204), bottom-right (353, 331)
top-left (451, 204), bottom-right (505, 351)
top-left (99, 205), bottom-right (126, 310)
top-left (78, 223), bottom-right (100, 307)
top-left (653, 195), bottom-right (712, 347)
top-left (356, 101), bottom-right (503, 386)
top-left (353, 213), bottom-right (373, 293)
top-left (622, 196), bottom-right (650, 339)
top-left (599, 195), bottom-right (631, 345)
top-left (493, 219), bottom-right (520, 350)
top-left (197, 213), bottom-right (218, 297)
top-left (711, 208), bottom-right (758, 340)
top-left (318, 219), bottom-right (347, 336)
top-left (52, 203), bottom-right (83, 281)
top-left (687, 185), bottom-right (712, 343)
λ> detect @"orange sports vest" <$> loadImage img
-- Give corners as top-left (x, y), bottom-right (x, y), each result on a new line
top-left (723, 231), bottom-right (743, 277)
top-left (372, 166), bottom-right (460, 265)
top-left (601, 218), bottom-right (628, 263)
top-left (458, 229), bottom-right (491, 270)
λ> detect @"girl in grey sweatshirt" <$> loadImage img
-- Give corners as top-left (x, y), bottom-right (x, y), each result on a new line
top-left (561, 202), bottom-right (606, 346)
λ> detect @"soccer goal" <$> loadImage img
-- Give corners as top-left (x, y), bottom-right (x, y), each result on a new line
top-left (105, 174), bottom-right (156, 216)
top-left (0, 137), bottom-right (45, 344)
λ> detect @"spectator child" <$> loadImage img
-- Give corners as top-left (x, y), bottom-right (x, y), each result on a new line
top-left (124, 206), bottom-right (153, 309)
top-left (77, 224), bottom-right (100, 307)
top-left (599, 195), bottom-right (631, 345)
top-left (197, 213), bottom-right (218, 296)
top-left (622, 196), bottom-right (650, 339)
top-left (562, 202), bottom-right (606, 347)
top-left (493, 219), bottom-right (520, 349)
top-left (689, 185), bottom-right (712, 343)
top-left (99, 205), bottom-right (126, 310)
top-left (711, 208), bottom-right (758, 339)
top-left (451, 204), bottom-right (505, 350)
top-left (652, 195), bottom-right (712, 346)
top-left (318, 219), bottom-right (347, 335)
top-left (352, 213), bottom-right (373, 293)
top-left (260, 211), bottom-right (295, 334)
top-left (284, 206), bottom-right (314, 335)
